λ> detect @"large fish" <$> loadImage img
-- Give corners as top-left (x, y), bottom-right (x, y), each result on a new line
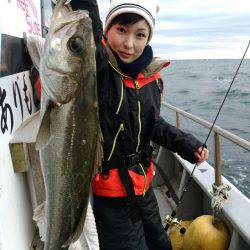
top-left (34, 0), bottom-right (102, 249)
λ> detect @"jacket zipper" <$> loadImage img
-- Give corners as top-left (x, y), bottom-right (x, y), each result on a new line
top-left (134, 80), bottom-right (147, 196)
top-left (134, 80), bottom-right (141, 153)
top-left (107, 123), bottom-right (124, 161)
top-left (116, 76), bottom-right (124, 115)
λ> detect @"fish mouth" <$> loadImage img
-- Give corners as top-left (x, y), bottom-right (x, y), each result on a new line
top-left (45, 62), bottom-right (80, 82)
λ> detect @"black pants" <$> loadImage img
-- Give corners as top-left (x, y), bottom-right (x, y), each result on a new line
top-left (93, 188), bottom-right (172, 250)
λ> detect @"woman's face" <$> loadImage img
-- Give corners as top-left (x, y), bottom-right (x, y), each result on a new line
top-left (106, 19), bottom-right (150, 63)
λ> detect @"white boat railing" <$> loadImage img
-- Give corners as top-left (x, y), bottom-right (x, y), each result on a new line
top-left (162, 102), bottom-right (250, 150)
top-left (157, 102), bottom-right (250, 247)
top-left (162, 102), bottom-right (250, 186)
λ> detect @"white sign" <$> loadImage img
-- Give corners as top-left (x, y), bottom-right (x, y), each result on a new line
top-left (0, 0), bottom-right (41, 38)
top-left (0, 0), bottom-right (41, 144)
top-left (0, 72), bottom-right (36, 144)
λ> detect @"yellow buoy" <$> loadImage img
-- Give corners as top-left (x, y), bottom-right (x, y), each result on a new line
top-left (169, 220), bottom-right (192, 250)
top-left (183, 215), bottom-right (230, 250)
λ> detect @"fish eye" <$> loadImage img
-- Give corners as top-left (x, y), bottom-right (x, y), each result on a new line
top-left (68, 37), bottom-right (84, 54)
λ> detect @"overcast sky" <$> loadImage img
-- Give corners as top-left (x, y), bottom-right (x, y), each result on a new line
top-left (97, 0), bottom-right (250, 59)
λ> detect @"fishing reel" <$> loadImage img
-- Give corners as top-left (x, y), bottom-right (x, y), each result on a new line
top-left (164, 215), bottom-right (186, 235)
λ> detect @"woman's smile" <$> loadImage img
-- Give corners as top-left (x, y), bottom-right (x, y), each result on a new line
top-left (118, 51), bottom-right (133, 59)
top-left (106, 20), bottom-right (150, 63)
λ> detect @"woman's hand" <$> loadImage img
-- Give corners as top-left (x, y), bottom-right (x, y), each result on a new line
top-left (194, 147), bottom-right (209, 165)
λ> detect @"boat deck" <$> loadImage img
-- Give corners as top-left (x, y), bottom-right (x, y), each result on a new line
top-left (154, 187), bottom-right (172, 227)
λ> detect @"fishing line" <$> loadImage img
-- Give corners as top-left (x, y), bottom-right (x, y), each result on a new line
top-left (161, 40), bottom-right (250, 219)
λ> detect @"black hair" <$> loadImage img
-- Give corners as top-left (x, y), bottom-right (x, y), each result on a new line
top-left (107, 13), bottom-right (144, 31)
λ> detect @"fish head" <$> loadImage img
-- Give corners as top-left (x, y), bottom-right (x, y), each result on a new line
top-left (40, 1), bottom-right (95, 104)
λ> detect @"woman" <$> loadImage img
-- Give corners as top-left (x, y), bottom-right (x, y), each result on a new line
top-left (70, 0), bottom-right (209, 249)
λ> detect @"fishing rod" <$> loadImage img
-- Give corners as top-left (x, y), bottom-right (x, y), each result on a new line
top-left (156, 40), bottom-right (250, 231)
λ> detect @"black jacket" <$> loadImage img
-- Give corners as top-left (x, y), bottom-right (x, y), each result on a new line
top-left (70, 1), bottom-right (203, 199)
top-left (71, 0), bottom-right (203, 166)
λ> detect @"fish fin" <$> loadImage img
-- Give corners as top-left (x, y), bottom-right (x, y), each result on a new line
top-left (69, 202), bottom-right (99, 250)
top-left (35, 103), bottom-right (52, 150)
top-left (24, 33), bottom-right (45, 71)
top-left (33, 202), bottom-right (46, 242)
top-left (10, 111), bottom-right (40, 143)
top-left (62, 204), bottom-right (89, 248)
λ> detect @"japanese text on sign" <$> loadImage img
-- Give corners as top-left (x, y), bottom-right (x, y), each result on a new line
top-left (0, 73), bottom-right (33, 136)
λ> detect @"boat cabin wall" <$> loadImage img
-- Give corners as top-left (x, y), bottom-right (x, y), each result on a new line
top-left (0, 1), bottom-right (53, 249)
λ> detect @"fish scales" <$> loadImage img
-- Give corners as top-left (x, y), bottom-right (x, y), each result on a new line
top-left (41, 79), bottom-right (98, 249)
top-left (35, 1), bottom-right (101, 249)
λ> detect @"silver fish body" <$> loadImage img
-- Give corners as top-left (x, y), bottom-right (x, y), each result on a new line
top-left (36, 1), bottom-right (101, 249)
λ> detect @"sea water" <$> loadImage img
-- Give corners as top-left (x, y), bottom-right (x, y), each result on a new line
top-left (161, 59), bottom-right (250, 198)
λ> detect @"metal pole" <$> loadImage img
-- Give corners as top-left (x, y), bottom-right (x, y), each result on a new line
top-left (176, 112), bottom-right (180, 128)
top-left (214, 132), bottom-right (222, 186)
